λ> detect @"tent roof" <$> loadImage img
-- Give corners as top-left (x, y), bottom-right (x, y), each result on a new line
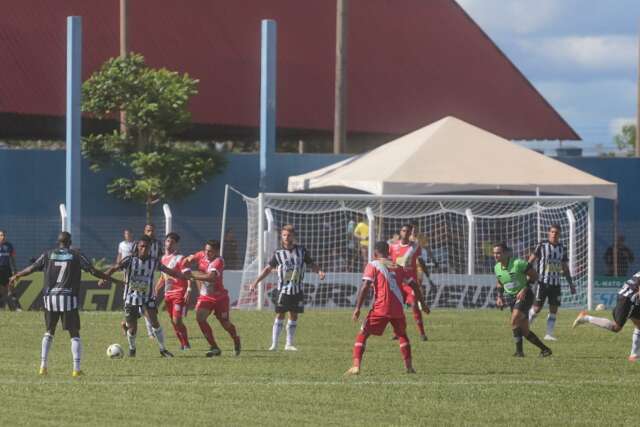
top-left (288, 117), bottom-right (617, 199)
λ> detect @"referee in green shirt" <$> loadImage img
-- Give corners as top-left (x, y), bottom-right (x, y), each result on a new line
top-left (493, 242), bottom-right (552, 358)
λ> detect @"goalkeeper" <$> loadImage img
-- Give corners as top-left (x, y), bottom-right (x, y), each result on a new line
top-left (493, 242), bottom-right (552, 358)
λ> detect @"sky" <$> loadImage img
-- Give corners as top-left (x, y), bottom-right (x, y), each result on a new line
top-left (456, 0), bottom-right (639, 156)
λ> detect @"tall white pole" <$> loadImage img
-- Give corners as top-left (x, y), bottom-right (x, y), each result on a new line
top-left (162, 203), bottom-right (172, 236)
top-left (220, 184), bottom-right (230, 256)
top-left (257, 193), bottom-right (265, 310)
top-left (66, 16), bottom-right (82, 247)
top-left (365, 207), bottom-right (375, 262)
top-left (465, 209), bottom-right (475, 275)
top-left (587, 197), bottom-right (595, 310)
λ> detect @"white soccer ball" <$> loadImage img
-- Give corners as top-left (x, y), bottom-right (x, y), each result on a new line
top-left (595, 303), bottom-right (606, 311)
top-left (107, 343), bottom-right (124, 359)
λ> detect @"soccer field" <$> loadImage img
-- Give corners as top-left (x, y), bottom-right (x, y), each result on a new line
top-left (0, 309), bottom-right (637, 426)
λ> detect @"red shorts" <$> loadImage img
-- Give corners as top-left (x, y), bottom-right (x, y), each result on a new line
top-left (401, 284), bottom-right (416, 305)
top-left (164, 294), bottom-right (187, 319)
top-left (195, 294), bottom-right (230, 321)
top-left (361, 314), bottom-right (407, 337)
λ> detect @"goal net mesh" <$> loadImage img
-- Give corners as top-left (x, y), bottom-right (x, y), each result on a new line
top-left (236, 195), bottom-right (590, 310)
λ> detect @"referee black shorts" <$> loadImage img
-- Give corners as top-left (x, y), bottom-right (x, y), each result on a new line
top-left (44, 309), bottom-right (80, 332)
top-left (275, 291), bottom-right (305, 314)
top-left (505, 287), bottom-right (534, 314)
top-left (612, 295), bottom-right (640, 328)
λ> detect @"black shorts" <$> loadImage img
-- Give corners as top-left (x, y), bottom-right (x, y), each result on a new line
top-left (0, 268), bottom-right (10, 287)
top-left (505, 287), bottom-right (534, 313)
top-left (124, 299), bottom-right (157, 323)
top-left (275, 291), bottom-right (304, 314)
top-left (45, 309), bottom-right (80, 332)
top-left (612, 295), bottom-right (640, 328)
top-left (534, 282), bottom-right (562, 307)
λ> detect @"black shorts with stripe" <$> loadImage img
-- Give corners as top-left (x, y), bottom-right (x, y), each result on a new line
top-left (123, 299), bottom-right (157, 323)
top-left (45, 309), bottom-right (80, 332)
top-left (504, 287), bottom-right (534, 313)
top-left (612, 295), bottom-right (640, 328)
top-left (275, 291), bottom-right (304, 314)
top-left (534, 282), bottom-right (562, 307)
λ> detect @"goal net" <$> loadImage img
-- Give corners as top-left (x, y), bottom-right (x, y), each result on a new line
top-left (236, 194), bottom-right (593, 310)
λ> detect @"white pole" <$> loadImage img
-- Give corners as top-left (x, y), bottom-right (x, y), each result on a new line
top-left (162, 203), bottom-right (172, 236)
top-left (465, 209), bottom-right (475, 275)
top-left (59, 204), bottom-right (68, 232)
top-left (587, 197), bottom-right (595, 310)
top-left (257, 193), bottom-right (265, 310)
top-left (566, 209), bottom-right (576, 277)
top-left (536, 187), bottom-right (542, 242)
top-left (220, 184), bottom-right (230, 256)
top-left (365, 207), bottom-right (375, 262)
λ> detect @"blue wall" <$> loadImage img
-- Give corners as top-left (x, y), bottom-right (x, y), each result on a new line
top-left (1, 149), bottom-right (637, 275)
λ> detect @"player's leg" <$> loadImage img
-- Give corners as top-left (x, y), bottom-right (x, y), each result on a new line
top-left (124, 305), bottom-right (140, 357)
top-left (0, 282), bottom-right (8, 310)
top-left (346, 316), bottom-right (379, 375)
top-left (146, 305), bottom-right (172, 357)
top-left (515, 289), bottom-right (551, 356)
top-left (508, 302), bottom-right (525, 357)
top-left (528, 283), bottom-right (545, 325)
top-left (271, 291), bottom-right (288, 350)
top-left (573, 295), bottom-right (626, 332)
top-left (40, 311), bottom-right (60, 374)
top-left (195, 300), bottom-right (220, 356)
top-left (628, 316), bottom-right (640, 362)
top-left (285, 309), bottom-right (299, 351)
top-left (62, 310), bottom-right (83, 376)
top-left (215, 296), bottom-right (241, 356)
top-left (142, 307), bottom-right (155, 338)
top-left (544, 302), bottom-right (559, 340)
top-left (170, 300), bottom-right (190, 350)
top-left (391, 317), bottom-right (415, 373)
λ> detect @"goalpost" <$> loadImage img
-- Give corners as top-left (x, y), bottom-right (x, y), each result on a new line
top-left (235, 193), bottom-right (594, 311)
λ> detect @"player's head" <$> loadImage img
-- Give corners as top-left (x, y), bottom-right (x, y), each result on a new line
top-left (399, 224), bottom-right (413, 242)
top-left (204, 239), bottom-right (220, 259)
top-left (374, 241), bottom-right (389, 258)
top-left (0, 229), bottom-right (5, 243)
top-left (137, 235), bottom-right (152, 258)
top-left (548, 224), bottom-right (561, 243)
top-left (144, 223), bottom-right (155, 238)
top-left (57, 231), bottom-right (72, 248)
top-left (281, 224), bottom-right (295, 247)
top-left (165, 232), bottom-right (180, 252)
top-left (124, 228), bottom-right (133, 241)
top-left (492, 242), bottom-right (510, 263)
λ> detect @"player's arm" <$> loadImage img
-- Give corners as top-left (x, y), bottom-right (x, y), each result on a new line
top-left (154, 274), bottom-right (166, 295)
top-left (304, 251), bottom-right (325, 281)
top-left (9, 254), bottom-right (46, 286)
top-left (495, 279), bottom-right (505, 309)
top-left (251, 253), bottom-right (279, 292)
top-left (407, 277), bottom-right (429, 314)
top-left (516, 262), bottom-right (536, 302)
top-left (159, 263), bottom-right (190, 280)
top-left (9, 248), bottom-right (17, 275)
top-left (352, 279), bottom-right (372, 322)
top-left (190, 269), bottom-right (218, 283)
top-left (416, 256), bottom-right (433, 285)
top-left (98, 257), bottom-right (129, 287)
top-left (561, 260), bottom-right (576, 294)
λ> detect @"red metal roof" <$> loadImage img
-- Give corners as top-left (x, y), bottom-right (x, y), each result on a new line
top-left (0, 0), bottom-right (579, 140)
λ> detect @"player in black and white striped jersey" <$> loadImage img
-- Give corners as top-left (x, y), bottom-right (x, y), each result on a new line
top-left (9, 232), bottom-right (112, 377)
top-left (101, 235), bottom-right (190, 358)
top-left (527, 224), bottom-right (575, 341)
top-left (251, 224), bottom-right (325, 351)
top-left (573, 271), bottom-right (640, 362)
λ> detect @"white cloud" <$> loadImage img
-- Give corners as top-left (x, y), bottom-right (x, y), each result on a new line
top-left (518, 35), bottom-right (636, 71)
top-left (609, 117), bottom-right (635, 136)
top-left (455, 0), bottom-right (562, 34)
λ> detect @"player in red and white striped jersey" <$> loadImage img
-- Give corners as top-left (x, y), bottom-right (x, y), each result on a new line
top-left (345, 241), bottom-right (429, 375)
top-left (155, 233), bottom-right (192, 350)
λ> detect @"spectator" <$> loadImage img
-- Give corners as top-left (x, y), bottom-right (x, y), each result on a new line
top-left (353, 217), bottom-right (369, 269)
top-left (0, 229), bottom-right (20, 311)
top-left (604, 235), bottom-right (635, 276)
top-left (223, 228), bottom-right (241, 269)
top-left (116, 229), bottom-right (135, 264)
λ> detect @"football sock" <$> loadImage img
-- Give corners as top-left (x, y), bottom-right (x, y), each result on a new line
top-left (144, 316), bottom-right (154, 337)
top-left (352, 333), bottom-right (367, 368)
top-left (398, 335), bottom-right (412, 367)
top-left (153, 327), bottom-right (166, 351)
top-left (528, 308), bottom-right (538, 325)
top-left (71, 337), bottom-right (82, 372)
top-left (272, 319), bottom-right (284, 347)
top-left (198, 320), bottom-right (218, 347)
top-left (286, 320), bottom-right (297, 346)
top-left (546, 313), bottom-right (557, 336)
top-left (513, 327), bottom-right (523, 353)
top-left (127, 330), bottom-right (136, 350)
top-left (412, 306), bottom-right (425, 336)
top-left (584, 315), bottom-right (616, 331)
top-left (41, 333), bottom-right (53, 369)
top-left (525, 330), bottom-right (548, 351)
top-left (631, 328), bottom-right (640, 356)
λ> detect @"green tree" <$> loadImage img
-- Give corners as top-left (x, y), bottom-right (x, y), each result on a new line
top-left (82, 53), bottom-right (226, 221)
top-left (613, 124), bottom-right (637, 157)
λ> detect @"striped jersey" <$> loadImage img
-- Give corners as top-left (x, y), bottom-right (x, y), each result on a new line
top-left (268, 245), bottom-right (314, 295)
top-left (619, 271), bottom-right (640, 304)
top-left (30, 247), bottom-right (94, 312)
top-left (533, 241), bottom-right (568, 286)
top-left (133, 238), bottom-right (161, 259)
top-left (118, 255), bottom-right (161, 306)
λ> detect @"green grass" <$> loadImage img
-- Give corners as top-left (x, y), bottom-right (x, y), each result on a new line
top-left (0, 308), bottom-right (638, 426)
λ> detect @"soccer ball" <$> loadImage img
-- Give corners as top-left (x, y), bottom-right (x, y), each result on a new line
top-left (595, 304), bottom-right (606, 311)
top-left (107, 343), bottom-right (124, 359)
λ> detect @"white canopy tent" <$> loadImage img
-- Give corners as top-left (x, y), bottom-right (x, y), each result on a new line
top-left (288, 116), bottom-right (617, 200)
